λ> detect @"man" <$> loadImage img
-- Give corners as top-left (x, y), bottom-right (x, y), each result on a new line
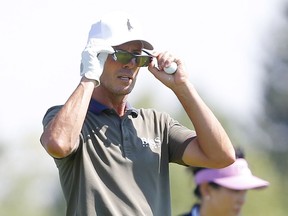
top-left (40, 11), bottom-right (235, 216)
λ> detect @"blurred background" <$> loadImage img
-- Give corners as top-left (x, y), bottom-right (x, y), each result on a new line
top-left (1, 0), bottom-right (288, 215)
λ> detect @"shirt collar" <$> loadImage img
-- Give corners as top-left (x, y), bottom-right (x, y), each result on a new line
top-left (88, 98), bottom-right (138, 117)
top-left (88, 99), bottom-right (108, 114)
top-left (191, 204), bottom-right (200, 216)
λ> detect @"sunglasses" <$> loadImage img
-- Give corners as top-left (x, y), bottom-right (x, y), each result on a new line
top-left (112, 49), bottom-right (153, 67)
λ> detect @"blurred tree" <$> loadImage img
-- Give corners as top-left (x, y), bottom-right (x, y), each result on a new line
top-left (256, 3), bottom-right (288, 171)
top-left (248, 1), bottom-right (288, 211)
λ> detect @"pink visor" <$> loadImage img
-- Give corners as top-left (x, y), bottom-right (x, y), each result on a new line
top-left (195, 158), bottom-right (269, 190)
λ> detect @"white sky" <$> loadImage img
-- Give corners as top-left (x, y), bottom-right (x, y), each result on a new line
top-left (0, 0), bottom-right (285, 142)
top-left (0, 0), bottom-right (286, 211)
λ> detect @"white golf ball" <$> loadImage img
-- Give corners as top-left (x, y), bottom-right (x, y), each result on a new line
top-left (164, 62), bottom-right (177, 74)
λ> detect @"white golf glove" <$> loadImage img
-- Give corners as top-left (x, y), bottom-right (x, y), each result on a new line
top-left (80, 39), bottom-right (114, 87)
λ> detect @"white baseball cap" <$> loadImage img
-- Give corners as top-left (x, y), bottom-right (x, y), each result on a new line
top-left (87, 12), bottom-right (154, 50)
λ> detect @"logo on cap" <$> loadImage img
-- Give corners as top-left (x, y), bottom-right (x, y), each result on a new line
top-left (127, 19), bottom-right (133, 31)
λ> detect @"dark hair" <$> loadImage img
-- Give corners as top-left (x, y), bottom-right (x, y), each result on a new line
top-left (191, 147), bottom-right (245, 199)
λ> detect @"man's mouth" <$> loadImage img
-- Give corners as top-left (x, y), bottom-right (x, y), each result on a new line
top-left (118, 76), bottom-right (131, 81)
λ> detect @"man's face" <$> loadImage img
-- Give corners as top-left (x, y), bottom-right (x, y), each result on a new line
top-left (99, 41), bottom-right (143, 96)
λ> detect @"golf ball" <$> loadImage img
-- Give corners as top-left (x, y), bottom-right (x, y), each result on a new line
top-left (164, 62), bottom-right (177, 74)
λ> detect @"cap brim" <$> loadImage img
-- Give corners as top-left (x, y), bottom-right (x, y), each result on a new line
top-left (110, 39), bottom-right (153, 50)
top-left (141, 40), bottom-right (153, 50)
top-left (214, 175), bottom-right (270, 190)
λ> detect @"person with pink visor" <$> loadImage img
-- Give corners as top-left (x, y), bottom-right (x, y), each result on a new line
top-left (180, 148), bottom-right (269, 216)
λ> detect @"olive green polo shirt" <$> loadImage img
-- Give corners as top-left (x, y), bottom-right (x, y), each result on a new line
top-left (42, 99), bottom-right (196, 216)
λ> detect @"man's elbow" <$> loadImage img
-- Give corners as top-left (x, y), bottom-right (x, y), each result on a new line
top-left (214, 148), bottom-right (236, 168)
top-left (40, 134), bottom-right (74, 158)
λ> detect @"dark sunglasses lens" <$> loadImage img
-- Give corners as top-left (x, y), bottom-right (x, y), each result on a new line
top-left (136, 56), bottom-right (152, 67)
top-left (115, 52), bottom-right (133, 64)
top-left (114, 51), bottom-right (153, 67)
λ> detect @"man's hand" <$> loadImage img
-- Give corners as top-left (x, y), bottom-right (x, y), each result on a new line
top-left (80, 39), bottom-right (114, 87)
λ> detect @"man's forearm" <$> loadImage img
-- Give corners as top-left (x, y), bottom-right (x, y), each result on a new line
top-left (40, 78), bottom-right (95, 158)
top-left (174, 81), bottom-right (235, 167)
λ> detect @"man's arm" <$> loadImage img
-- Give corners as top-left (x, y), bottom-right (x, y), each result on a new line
top-left (148, 52), bottom-right (235, 168)
top-left (40, 39), bottom-right (114, 158)
top-left (40, 78), bottom-right (95, 158)
top-left (174, 81), bottom-right (235, 168)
